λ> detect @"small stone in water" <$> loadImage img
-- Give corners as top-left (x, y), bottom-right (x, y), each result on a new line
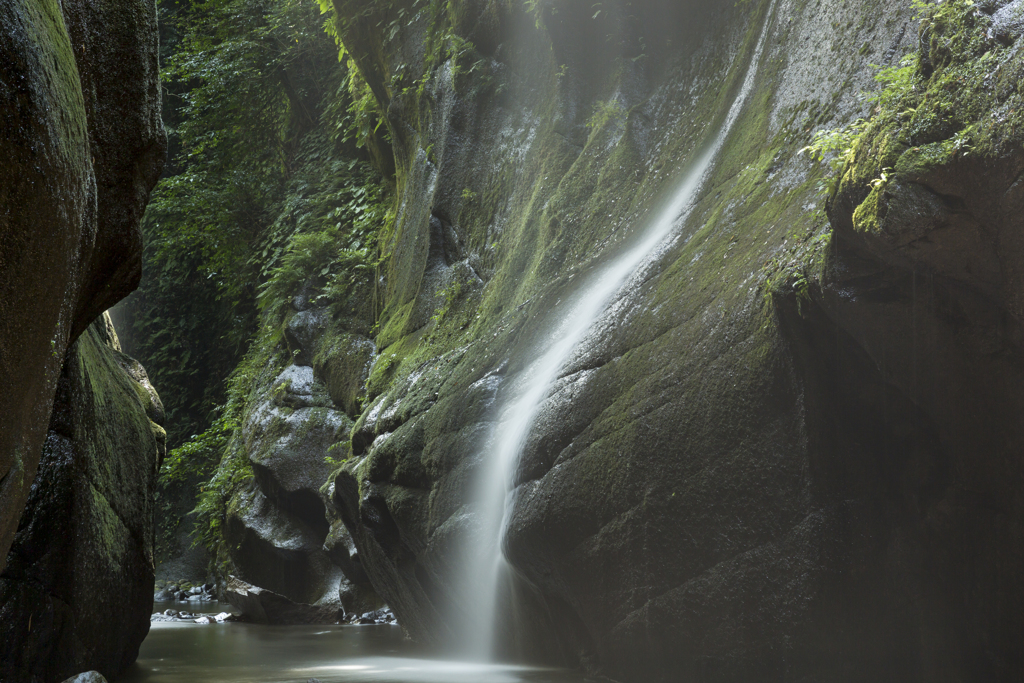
top-left (214, 612), bottom-right (232, 622)
top-left (194, 616), bottom-right (212, 624)
top-left (163, 609), bottom-right (176, 617)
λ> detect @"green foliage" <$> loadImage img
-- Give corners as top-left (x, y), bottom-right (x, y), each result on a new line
top-left (128, 0), bottom-right (350, 447)
top-left (160, 411), bottom-right (236, 487)
top-left (799, 119), bottom-right (867, 195)
top-left (781, 0), bottom-right (1007, 314)
top-left (800, 119), bottom-right (866, 166)
top-left (522, 0), bottom-right (548, 29)
top-left (324, 441), bottom-right (349, 468)
top-left (912, 0), bottom-right (974, 21)
top-left (191, 441), bottom-right (253, 552)
top-left (187, 326), bottom-right (281, 553)
top-left (868, 54), bottom-right (922, 111)
top-left (256, 145), bottom-right (389, 320)
top-left (132, 0), bottom-right (398, 563)
top-left (825, 0), bottom-right (1002, 196)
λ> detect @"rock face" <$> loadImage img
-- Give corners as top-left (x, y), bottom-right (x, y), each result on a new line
top-left (224, 575), bottom-right (339, 625)
top-left (0, 0), bottom-right (164, 573)
top-left (222, 354), bottom-right (380, 619)
top-left (322, 0), bottom-right (1024, 681)
top-left (0, 314), bottom-right (166, 682)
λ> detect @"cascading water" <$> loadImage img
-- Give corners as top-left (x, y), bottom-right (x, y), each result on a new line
top-left (456, 0), bottom-right (780, 660)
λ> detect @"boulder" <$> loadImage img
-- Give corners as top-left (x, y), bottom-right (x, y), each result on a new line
top-left (0, 315), bottom-right (165, 682)
top-left (224, 479), bottom-right (339, 607)
top-left (223, 363), bottom-right (381, 616)
top-left (60, 673), bottom-right (108, 683)
top-left (0, 0), bottom-right (164, 573)
top-left (224, 576), bottom-right (339, 625)
top-left (321, 510), bottom-right (383, 618)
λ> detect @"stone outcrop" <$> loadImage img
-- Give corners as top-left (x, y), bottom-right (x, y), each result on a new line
top-left (222, 353), bottom-right (380, 619)
top-left (0, 314), bottom-right (166, 682)
top-left (224, 575), bottom-right (340, 625)
top-left (320, 0), bottom-right (1024, 681)
top-left (0, 0), bottom-right (164, 574)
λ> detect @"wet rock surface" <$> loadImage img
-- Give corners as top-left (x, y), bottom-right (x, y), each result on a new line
top-left (150, 609), bottom-right (237, 623)
top-left (154, 579), bottom-right (218, 604)
top-left (224, 575), bottom-right (341, 625)
top-left (0, 0), bottom-right (164, 575)
top-left (348, 607), bottom-right (397, 626)
top-left (60, 673), bottom-right (108, 683)
top-left (222, 357), bottom-right (382, 618)
top-left (0, 316), bottom-right (165, 682)
top-left (323, 0), bottom-right (1022, 681)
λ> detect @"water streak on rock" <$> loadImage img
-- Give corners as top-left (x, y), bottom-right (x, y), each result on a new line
top-left (457, 0), bottom-right (781, 660)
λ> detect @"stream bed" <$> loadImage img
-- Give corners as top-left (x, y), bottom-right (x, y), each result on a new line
top-left (118, 603), bottom-right (599, 683)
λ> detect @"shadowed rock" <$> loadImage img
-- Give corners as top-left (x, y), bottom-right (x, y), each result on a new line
top-left (0, 315), bottom-right (165, 682)
top-left (0, 0), bottom-right (165, 574)
top-left (223, 363), bottom-right (382, 617)
top-left (225, 575), bottom-right (340, 625)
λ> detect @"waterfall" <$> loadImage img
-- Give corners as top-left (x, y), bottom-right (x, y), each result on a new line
top-left (455, 0), bottom-right (779, 660)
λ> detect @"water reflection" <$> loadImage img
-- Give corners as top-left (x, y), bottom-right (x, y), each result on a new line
top-left (119, 617), bottom-right (594, 683)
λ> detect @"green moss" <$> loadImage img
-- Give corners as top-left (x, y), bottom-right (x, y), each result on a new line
top-left (851, 184), bottom-right (886, 234)
top-left (894, 140), bottom-right (955, 178)
top-left (19, 0), bottom-right (90, 163)
top-left (351, 0), bottom-right (822, 438)
top-left (829, 0), bottom-right (1023, 237)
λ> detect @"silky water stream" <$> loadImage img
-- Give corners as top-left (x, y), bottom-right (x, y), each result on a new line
top-left (455, 0), bottom-right (780, 661)
top-left (121, 4), bottom-right (777, 681)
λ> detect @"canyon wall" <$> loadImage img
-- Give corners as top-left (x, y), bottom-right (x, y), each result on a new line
top-left (0, 0), bottom-right (164, 573)
top-left (1, 0), bottom-right (165, 678)
top-left (0, 315), bottom-right (166, 683)
top-left (310, 0), bottom-right (1024, 680)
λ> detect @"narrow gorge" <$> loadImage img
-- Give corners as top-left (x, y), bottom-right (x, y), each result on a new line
top-left (2, 0), bottom-right (1023, 682)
